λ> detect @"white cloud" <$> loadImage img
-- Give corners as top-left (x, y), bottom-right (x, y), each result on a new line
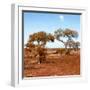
top-left (59, 15), bottom-right (64, 22)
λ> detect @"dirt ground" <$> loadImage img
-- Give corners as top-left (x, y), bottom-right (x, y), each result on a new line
top-left (24, 49), bottom-right (80, 77)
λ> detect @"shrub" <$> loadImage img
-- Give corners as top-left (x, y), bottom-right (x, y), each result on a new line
top-left (56, 48), bottom-right (65, 55)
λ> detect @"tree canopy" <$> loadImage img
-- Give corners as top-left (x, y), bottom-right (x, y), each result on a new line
top-left (29, 31), bottom-right (54, 46)
top-left (54, 28), bottom-right (79, 51)
top-left (64, 28), bottom-right (78, 40)
top-left (54, 28), bottom-right (78, 42)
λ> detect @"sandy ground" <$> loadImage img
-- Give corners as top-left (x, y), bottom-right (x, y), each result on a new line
top-left (24, 51), bottom-right (80, 77)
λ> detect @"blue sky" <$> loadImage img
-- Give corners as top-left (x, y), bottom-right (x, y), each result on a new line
top-left (23, 11), bottom-right (80, 48)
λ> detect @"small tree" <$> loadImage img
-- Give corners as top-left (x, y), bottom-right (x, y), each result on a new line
top-left (74, 41), bottom-right (80, 51)
top-left (27, 31), bottom-right (55, 64)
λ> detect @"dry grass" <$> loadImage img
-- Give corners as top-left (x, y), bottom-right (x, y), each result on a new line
top-left (24, 48), bottom-right (80, 77)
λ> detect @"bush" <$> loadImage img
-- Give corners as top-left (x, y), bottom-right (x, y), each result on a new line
top-left (56, 48), bottom-right (65, 55)
top-left (36, 46), bottom-right (47, 63)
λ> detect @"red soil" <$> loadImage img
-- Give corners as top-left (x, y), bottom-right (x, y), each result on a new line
top-left (24, 49), bottom-right (80, 77)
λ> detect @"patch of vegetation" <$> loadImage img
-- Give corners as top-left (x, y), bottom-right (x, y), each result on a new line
top-left (25, 28), bottom-right (80, 64)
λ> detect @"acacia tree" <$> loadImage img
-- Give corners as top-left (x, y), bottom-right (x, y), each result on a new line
top-left (29, 32), bottom-right (54, 47)
top-left (54, 28), bottom-right (79, 54)
top-left (27, 31), bottom-right (55, 63)
top-left (29, 32), bottom-right (46, 46)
